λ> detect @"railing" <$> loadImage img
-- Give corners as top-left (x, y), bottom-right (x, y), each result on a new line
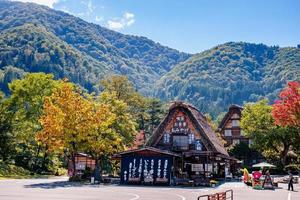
top-left (197, 189), bottom-right (233, 200)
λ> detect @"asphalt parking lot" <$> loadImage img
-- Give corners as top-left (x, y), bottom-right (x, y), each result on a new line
top-left (0, 177), bottom-right (299, 200)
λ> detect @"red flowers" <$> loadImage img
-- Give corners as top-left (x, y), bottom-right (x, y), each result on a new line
top-left (272, 81), bottom-right (300, 127)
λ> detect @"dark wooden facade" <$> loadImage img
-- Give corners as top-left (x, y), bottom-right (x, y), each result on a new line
top-left (218, 105), bottom-right (251, 147)
top-left (116, 101), bottom-right (236, 185)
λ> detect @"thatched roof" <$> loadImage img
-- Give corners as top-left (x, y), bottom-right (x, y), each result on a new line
top-left (218, 104), bottom-right (243, 129)
top-left (146, 101), bottom-right (229, 156)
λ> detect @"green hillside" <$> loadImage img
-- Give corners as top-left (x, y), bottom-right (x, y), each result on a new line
top-left (0, 24), bottom-right (109, 93)
top-left (155, 42), bottom-right (300, 117)
top-left (0, 1), bottom-right (299, 116)
top-left (0, 0), bottom-right (189, 94)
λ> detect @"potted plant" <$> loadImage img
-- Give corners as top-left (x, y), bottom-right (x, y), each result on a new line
top-left (210, 180), bottom-right (218, 187)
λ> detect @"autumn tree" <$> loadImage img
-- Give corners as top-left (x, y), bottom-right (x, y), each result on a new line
top-left (241, 100), bottom-right (300, 167)
top-left (272, 81), bottom-right (300, 127)
top-left (84, 103), bottom-right (122, 181)
top-left (38, 81), bottom-right (95, 177)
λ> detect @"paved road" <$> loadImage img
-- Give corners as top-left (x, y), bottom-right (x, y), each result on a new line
top-left (0, 177), bottom-right (299, 200)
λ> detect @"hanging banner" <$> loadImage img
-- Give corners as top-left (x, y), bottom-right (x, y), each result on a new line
top-left (121, 156), bottom-right (172, 185)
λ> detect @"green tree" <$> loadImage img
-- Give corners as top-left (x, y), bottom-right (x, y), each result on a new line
top-left (100, 75), bottom-right (149, 127)
top-left (98, 91), bottom-right (137, 145)
top-left (8, 73), bottom-right (60, 170)
top-left (0, 91), bottom-right (14, 161)
top-left (144, 98), bottom-right (165, 138)
top-left (228, 142), bottom-right (260, 166)
top-left (241, 100), bottom-right (300, 167)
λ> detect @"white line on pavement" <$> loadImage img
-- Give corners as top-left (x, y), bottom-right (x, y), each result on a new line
top-left (127, 193), bottom-right (140, 200)
top-left (287, 192), bottom-right (291, 200)
top-left (174, 194), bottom-right (186, 200)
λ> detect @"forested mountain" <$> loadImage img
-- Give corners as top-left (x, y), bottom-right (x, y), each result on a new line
top-left (0, 1), bottom-right (299, 117)
top-left (0, 0), bottom-right (189, 94)
top-left (0, 24), bottom-right (109, 93)
top-left (155, 42), bottom-right (300, 117)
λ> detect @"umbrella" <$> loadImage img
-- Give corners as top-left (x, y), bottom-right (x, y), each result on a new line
top-left (252, 162), bottom-right (276, 168)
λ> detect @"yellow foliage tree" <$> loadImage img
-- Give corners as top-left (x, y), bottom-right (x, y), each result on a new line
top-left (37, 81), bottom-right (95, 177)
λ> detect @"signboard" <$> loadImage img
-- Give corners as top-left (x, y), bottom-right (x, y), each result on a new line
top-left (263, 173), bottom-right (274, 189)
top-left (121, 156), bottom-right (172, 185)
top-left (192, 164), bottom-right (203, 172)
top-left (75, 163), bottom-right (86, 170)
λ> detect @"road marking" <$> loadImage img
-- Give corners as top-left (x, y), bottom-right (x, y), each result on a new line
top-left (287, 192), bottom-right (291, 200)
top-left (174, 194), bottom-right (186, 200)
top-left (127, 193), bottom-right (140, 200)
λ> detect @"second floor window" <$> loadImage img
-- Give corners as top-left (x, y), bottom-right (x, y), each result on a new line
top-left (232, 120), bottom-right (240, 127)
top-left (195, 140), bottom-right (202, 151)
top-left (163, 133), bottom-right (170, 143)
top-left (188, 133), bottom-right (195, 144)
top-left (224, 129), bottom-right (232, 136)
top-left (173, 135), bottom-right (188, 148)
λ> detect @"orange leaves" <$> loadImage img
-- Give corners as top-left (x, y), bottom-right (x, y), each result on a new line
top-left (272, 81), bottom-right (300, 127)
top-left (37, 80), bottom-right (124, 159)
top-left (37, 81), bottom-right (94, 153)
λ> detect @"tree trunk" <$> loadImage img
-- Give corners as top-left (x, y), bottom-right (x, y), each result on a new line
top-left (94, 158), bottom-right (102, 183)
top-left (41, 151), bottom-right (48, 171)
top-left (32, 145), bottom-right (41, 171)
top-left (282, 143), bottom-right (290, 167)
top-left (71, 153), bottom-right (77, 177)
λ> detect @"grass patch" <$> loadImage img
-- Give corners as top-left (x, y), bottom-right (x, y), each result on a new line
top-left (0, 162), bottom-right (52, 179)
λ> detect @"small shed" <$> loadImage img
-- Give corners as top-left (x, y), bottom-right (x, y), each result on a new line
top-left (68, 153), bottom-right (96, 176)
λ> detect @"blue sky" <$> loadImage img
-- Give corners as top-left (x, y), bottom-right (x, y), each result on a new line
top-left (16, 0), bottom-right (300, 53)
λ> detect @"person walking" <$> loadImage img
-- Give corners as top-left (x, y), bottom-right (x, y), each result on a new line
top-left (288, 172), bottom-right (294, 191)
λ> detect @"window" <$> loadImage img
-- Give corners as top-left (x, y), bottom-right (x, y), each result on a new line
top-left (163, 133), bottom-right (170, 143)
top-left (232, 120), bottom-right (240, 127)
top-left (232, 139), bottom-right (240, 145)
top-left (173, 135), bottom-right (188, 148)
top-left (249, 139), bottom-right (253, 146)
top-left (224, 129), bottom-right (232, 136)
top-left (195, 140), bottom-right (202, 151)
top-left (232, 113), bottom-right (239, 118)
top-left (188, 134), bottom-right (195, 144)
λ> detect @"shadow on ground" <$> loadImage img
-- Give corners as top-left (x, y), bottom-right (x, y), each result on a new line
top-left (24, 181), bottom-right (92, 189)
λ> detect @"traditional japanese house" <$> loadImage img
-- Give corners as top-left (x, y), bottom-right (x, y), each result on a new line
top-left (115, 101), bottom-right (236, 185)
top-left (218, 105), bottom-right (251, 147)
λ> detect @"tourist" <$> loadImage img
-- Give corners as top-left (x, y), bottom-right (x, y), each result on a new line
top-left (288, 172), bottom-right (294, 191)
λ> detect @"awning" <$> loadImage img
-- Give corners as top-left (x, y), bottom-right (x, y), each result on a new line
top-left (113, 146), bottom-right (181, 159)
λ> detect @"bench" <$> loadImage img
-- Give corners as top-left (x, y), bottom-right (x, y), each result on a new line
top-left (198, 190), bottom-right (233, 200)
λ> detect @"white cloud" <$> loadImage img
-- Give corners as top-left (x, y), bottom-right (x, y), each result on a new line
top-left (107, 12), bottom-right (135, 31)
top-left (12, 0), bottom-right (59, 8)
top-left (80, 0), bottom-right (95, 15)
top-left (95, 16), bottom-right (103, 22)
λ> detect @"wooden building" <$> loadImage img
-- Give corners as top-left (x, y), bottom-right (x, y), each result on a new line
top-left (68, 153), bottom-right (96, 176)
top-left (218, 105), bottom-right (251, 147)
top-left (115, 101), bottom-right (236, 185)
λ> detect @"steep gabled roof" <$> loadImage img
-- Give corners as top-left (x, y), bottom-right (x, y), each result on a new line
top-left (146, 101), bottom-right (229, 156)
top-left (218, 104), bottom-right (243, 129)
